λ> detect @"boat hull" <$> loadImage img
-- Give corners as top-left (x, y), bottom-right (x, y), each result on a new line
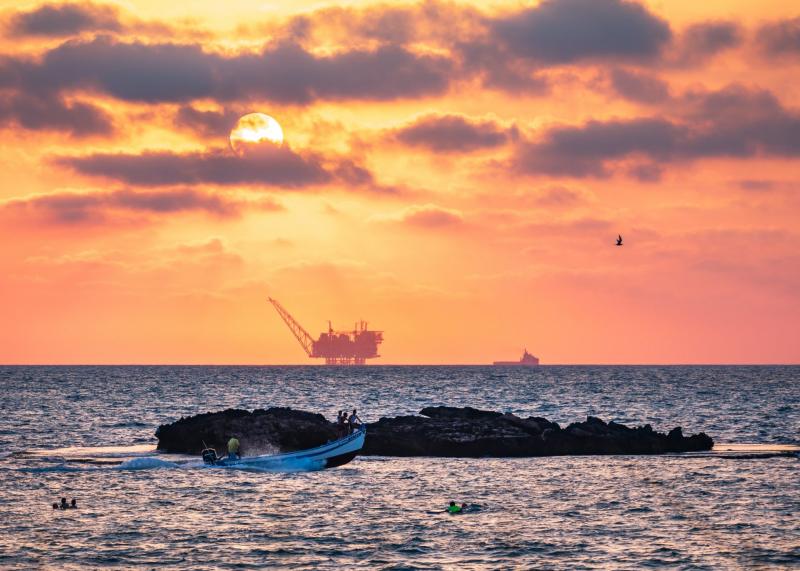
top-left (210, 427), bottom-right (366, 470)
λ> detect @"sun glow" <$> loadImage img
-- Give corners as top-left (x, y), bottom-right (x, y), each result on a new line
top-left (229, 113), bottom-right (284, 155)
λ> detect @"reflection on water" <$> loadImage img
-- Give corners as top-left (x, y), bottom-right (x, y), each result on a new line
top-left (1, 365), bottom-right (798, 568)
top-left (3, 454), bottom-right (799, 569)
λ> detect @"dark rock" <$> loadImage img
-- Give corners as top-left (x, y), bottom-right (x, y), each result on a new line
top-left (154, 407), bottom-right (713, 458)
top-left (420, 406), bottom-right (503, 420)
top-left (668, 427), bottom-right (683, 439)
top-left (155, 407), bottom-right (337, 455)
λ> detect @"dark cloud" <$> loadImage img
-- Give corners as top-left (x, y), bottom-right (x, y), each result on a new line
top-left (680, 85), bottom-right (800, 157)
top-left (331, 159), bottom-right (402, 194)
top-left (2, 188), bottom-right (256, 224)
top-left (491, 0), bottom-right (671, 64)
top-left (679, 21), bottom-right (743, 61)
top-left (608, 68), bottom-right (670, 103)
top-left (263, 1), bottom-right (485, 50)
top-left (0, 93), bottom-right (112, 137)
top-left (737, 179), bottom-right (775, 192)
top-left (35, 36), bottom-right (221, 103)
top-left (2, 36), bottom-right (452, 105)
top-left (109, 188), bottom-right (241, 215)
top-left (56, 146), bottom-right (331, 188)
top-left (757, 17), bottom-right (800, 56)
top-left (681, 84), bottom-right (783, 121)
top-left (533, 186), bottom-right (583, 207)
top-left (393, 114), bottom-right (512, 152)
top-left (514, 117), bottom-right (680, 177)
top-left (215, 42), bottom-right (451, 104)
top-left (513, 85), bottom-right (800, 178)
top-left (261, 2), bottom-right (545, 93)
top-left (6, 2), bottom-right (122, 37)
top-left (455, 40), bottom-right (551, 93)
top-left (174, 106), bottom-right (241, 137)
top-left (628, 163), bottom-right (663, 182)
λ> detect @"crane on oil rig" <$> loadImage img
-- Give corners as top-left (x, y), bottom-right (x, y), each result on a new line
top-left (267, 297), bottom-right (383, 365)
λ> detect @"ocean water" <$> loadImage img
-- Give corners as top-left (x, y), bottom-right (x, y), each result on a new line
top-left (0, 365), bottom-right (798, 569)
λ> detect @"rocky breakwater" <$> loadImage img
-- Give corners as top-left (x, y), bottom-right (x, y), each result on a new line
top-left (363, 406), bottom-right (713, 456)
top-left (155, 406), bottom-right (713, 457)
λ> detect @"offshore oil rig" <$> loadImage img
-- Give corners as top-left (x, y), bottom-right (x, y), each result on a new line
top-left (268, 297), bottom-right (384, 365)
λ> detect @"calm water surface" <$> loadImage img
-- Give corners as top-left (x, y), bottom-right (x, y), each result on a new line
top-left (1, 366), bottom-right (798, 569)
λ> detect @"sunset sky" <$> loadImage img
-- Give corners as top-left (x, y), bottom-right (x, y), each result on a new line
top-left (1, 0), bottom-right (798, 364)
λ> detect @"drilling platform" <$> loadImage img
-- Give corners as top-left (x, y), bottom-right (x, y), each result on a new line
top-left (268, 297), bottom-right (384, 365)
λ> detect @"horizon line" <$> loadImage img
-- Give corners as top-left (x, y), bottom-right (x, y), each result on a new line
top-left (1, 362), bottom-right (798, 367)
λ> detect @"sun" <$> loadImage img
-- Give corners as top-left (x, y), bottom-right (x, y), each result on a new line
top-left (229, 113), bottom-right (284, 155)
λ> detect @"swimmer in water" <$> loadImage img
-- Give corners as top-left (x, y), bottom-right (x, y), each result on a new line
top-left (447, 501), bottom-right (462, 514)
top-left (60, 497), bottom-right (68, 510)
top-left (52, 503), bottom-right (59, 510)
top-left (70, 499), bottom-right (77, 509)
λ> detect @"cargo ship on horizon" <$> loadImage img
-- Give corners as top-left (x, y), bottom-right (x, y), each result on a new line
top-left (493, 349), bottom-right (540, 367)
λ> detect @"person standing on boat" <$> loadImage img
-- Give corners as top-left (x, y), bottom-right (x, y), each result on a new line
top-left (227, 436), bottom-right (241, 460)
top-left (348, 409), bottom-right (363, 433)
top-left (336, 411), bottom-right (346, 438)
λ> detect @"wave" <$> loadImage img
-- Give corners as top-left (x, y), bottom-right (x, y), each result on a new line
top-left (12, 448), bottom-right (326, 473)
top-left (107, 421), bottom-right (149, 428)
top-left (19, 464), bottom-right (99, 473)
top-left (115, 457), bottom-right (179, 470)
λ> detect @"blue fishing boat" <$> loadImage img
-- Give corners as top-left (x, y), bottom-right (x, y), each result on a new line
top-left (201, 427), bottom-right (366, 470)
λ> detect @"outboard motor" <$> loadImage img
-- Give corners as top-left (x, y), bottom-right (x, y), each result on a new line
top-left (202, 448), bottom-right (218, 465)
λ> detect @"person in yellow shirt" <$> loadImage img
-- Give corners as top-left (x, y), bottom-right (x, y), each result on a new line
top-left (227, 436), bottom-right (241, 460)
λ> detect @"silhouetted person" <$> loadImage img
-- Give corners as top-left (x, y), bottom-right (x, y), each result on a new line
top-left (349, 409), bottom-right (362, 432)
top-left (70, 498), bottom-right (77, 509)
top-left (616, 235), bottom-right (623, 246)
top-left (52, 503), bottom-right (59, 510)
top-left (336, 411), bottom-right (346, 438)
top-left (341, 412), bottom-right (349, 435)
top-left (60, 497), bottom-right (68, 510)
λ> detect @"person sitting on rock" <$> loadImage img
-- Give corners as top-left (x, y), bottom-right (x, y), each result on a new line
top-left (447, 501), bottom-right (462, 514)
top-left (227, 436), bottom-right (241, 460)
top-left (348, 409), bottom-right (363, 433)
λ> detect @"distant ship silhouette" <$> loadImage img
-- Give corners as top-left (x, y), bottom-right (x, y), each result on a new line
top-left (493, 349), bottom-right (540, 367)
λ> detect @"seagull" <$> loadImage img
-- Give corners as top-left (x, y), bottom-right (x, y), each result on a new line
top-left (616, 235), bottom-right (623, 246)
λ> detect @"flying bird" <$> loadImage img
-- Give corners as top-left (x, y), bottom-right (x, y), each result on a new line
top-left (616, 235), bottom-right (623, 246)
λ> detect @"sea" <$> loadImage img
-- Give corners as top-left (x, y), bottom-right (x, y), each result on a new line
top-left (0, 365), bottom-right (798, 569)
